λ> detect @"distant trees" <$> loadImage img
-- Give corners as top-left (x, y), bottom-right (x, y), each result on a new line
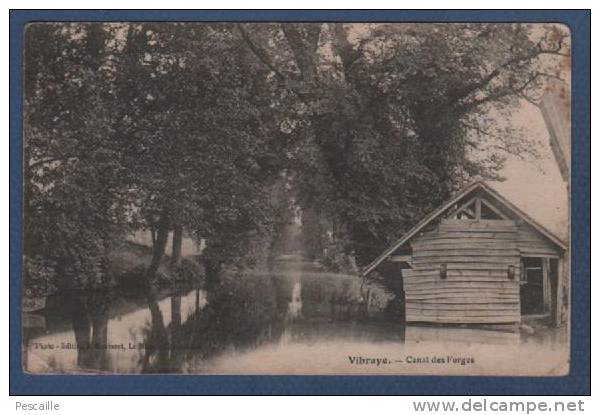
top-left (23, 22), bottom-right (569, 292)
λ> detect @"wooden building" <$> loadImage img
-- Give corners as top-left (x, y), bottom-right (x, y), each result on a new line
top-left (362, 182), bottom-right (568, 326)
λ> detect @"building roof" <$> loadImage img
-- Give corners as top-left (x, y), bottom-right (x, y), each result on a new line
top-left (361, 181), bottom-right (568, 276)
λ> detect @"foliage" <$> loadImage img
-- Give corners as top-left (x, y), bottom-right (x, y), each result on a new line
top-left (24, 23), bottom-right (128, 289)
top-left (172, 258), bottom-right (205, 283)
top-left (113, 23), bottom-right (290, 274)
top-left (23, 255), bottom-right (57, 297)
top-left (235, 23), bottom-right (569, 264)
top-left (23, 22), bottom-right (569, 292)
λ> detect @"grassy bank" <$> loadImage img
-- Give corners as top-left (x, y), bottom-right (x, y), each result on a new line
top-left (109, 241), bottom-right (205, 289)
top-left (23, 241), bottom-right (206, 299)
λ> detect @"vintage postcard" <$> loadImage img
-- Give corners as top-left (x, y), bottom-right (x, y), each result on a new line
top-left (22, 21), bottom-right (571, 376)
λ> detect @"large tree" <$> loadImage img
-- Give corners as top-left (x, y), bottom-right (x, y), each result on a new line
top-left (236, 22), bottom-right (569, 264)
top-left (24, 23), bottom-right (291, 289)
top-left (23, 22), bottom-right (570, 292)
top-left (112, 23), bottom-right (290, 277)
top-left (24, 23), bottom-right (128, 290)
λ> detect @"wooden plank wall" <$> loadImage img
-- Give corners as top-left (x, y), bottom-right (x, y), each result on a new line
top-left (477, 191), bottom-right (559, 257)
top-left (517, 225), bottom-right (559, 257)
top-left (403, 219), bottom-right (521, 324)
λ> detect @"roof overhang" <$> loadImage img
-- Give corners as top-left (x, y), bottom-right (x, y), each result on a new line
top-left (361, 181), bottom-right (567, 277)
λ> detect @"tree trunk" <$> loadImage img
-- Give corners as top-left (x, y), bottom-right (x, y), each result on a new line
top-left (70, 298), bottom-right (91, 368)
top-left (170, 224), bottom-right (183, 269)
top-left (143, 287), bottom-right (170, 372)
top-left (281, 24), bottom-right (321, 84)
top-left (90, 313), bottom-right (109, 370)
top-left (148, 209), bottom-right (169, 276)
top-left (150, 223), bottom-right (157, 246)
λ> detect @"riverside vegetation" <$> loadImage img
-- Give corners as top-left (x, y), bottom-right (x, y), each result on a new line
top-left (23, 23), bottom-right (569, 297)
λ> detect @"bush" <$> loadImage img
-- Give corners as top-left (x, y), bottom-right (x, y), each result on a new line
top-left (118, 258), bottom-right (205, 289)
top-left (320, 242), bottom-right (357, 274)
top-left (172, 258), bottom-right (204, 283)
top-left (116, 264), bottom-right (147, 290)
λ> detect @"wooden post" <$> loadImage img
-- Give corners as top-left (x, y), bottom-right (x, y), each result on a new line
top-left (475, 198), bottom-right (482, 220)
top-left (555, 258), bottom-right (564, 327)
top-left (542, 258), bottom-right (550, 313)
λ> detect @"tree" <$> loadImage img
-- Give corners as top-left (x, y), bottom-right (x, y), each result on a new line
top-left (236, 23), bottom-right (569, 265)
top-left (24, 23), bottom-right (128, 290)
top-left (113, 23), bottom-right (290, 278)
top-left (24, 23), bottom-right (293, 291)
top-left (23, 22), bottom-right (569, 292)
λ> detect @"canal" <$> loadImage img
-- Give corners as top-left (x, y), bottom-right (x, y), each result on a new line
top-left (22, 257), bottom-right (568, 376)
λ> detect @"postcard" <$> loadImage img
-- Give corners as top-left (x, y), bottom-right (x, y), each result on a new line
top-left (21, 21), bottom-right (571, 376)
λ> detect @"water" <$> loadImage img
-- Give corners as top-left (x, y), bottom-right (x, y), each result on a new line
top-left (22, 259), bottom-right (568, 376)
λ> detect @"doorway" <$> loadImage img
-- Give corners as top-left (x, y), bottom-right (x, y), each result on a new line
top-left (520, 257), bottom-right (558, 317)
top-left (520, 257), bottom-right (544, 315)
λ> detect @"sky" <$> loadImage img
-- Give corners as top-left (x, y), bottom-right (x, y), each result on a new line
top-left (489, 99), bottom-right (569, 241)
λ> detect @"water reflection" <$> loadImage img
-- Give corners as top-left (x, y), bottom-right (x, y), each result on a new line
top-left (22, 260), bottom-right (568, 375)
top-left (70, 294), bottom-right (110, 371)
top-left (23, 286), bottom-right (205, 373)
top-left (287, 281), bottom-right (302, 320)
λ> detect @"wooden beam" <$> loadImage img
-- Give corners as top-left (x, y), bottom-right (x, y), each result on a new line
top-left (445, 196), bottom-right (478, 220)
top-left (480, 198), bottom-right (509, 219)
top-left (389, 255), bottom-right (412, 263)
top-left (462, 207), bottom-right (476, 219)
top-left (555, 258), bottom-right (564, 327)
top-left (542, 257), bottom-right (550, 313)
top-left (520, 253), bottom-right (561, 259)
top-left (475, 198), bottom-right (482, 220)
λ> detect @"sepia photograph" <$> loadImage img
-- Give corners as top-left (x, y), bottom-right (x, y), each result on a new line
top-left (21, 21), bottom-right (572, 376)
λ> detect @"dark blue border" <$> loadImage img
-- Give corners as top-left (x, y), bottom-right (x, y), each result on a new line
top-left (9, 9), bottom-right (590, 395)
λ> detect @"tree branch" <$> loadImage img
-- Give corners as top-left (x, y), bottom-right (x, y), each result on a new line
top-left (28, 157), bottom-right (68, 170)
top-left (281, 24), bottom-right (322, 83)
top-left (460, 71), bottom-right (543, 112)
top-left (236, 24), bottom-right (286, 81)
top-left (330, 23), bottom-right (362, 79)
top-left (449, 34), bottom-right (569, 104)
